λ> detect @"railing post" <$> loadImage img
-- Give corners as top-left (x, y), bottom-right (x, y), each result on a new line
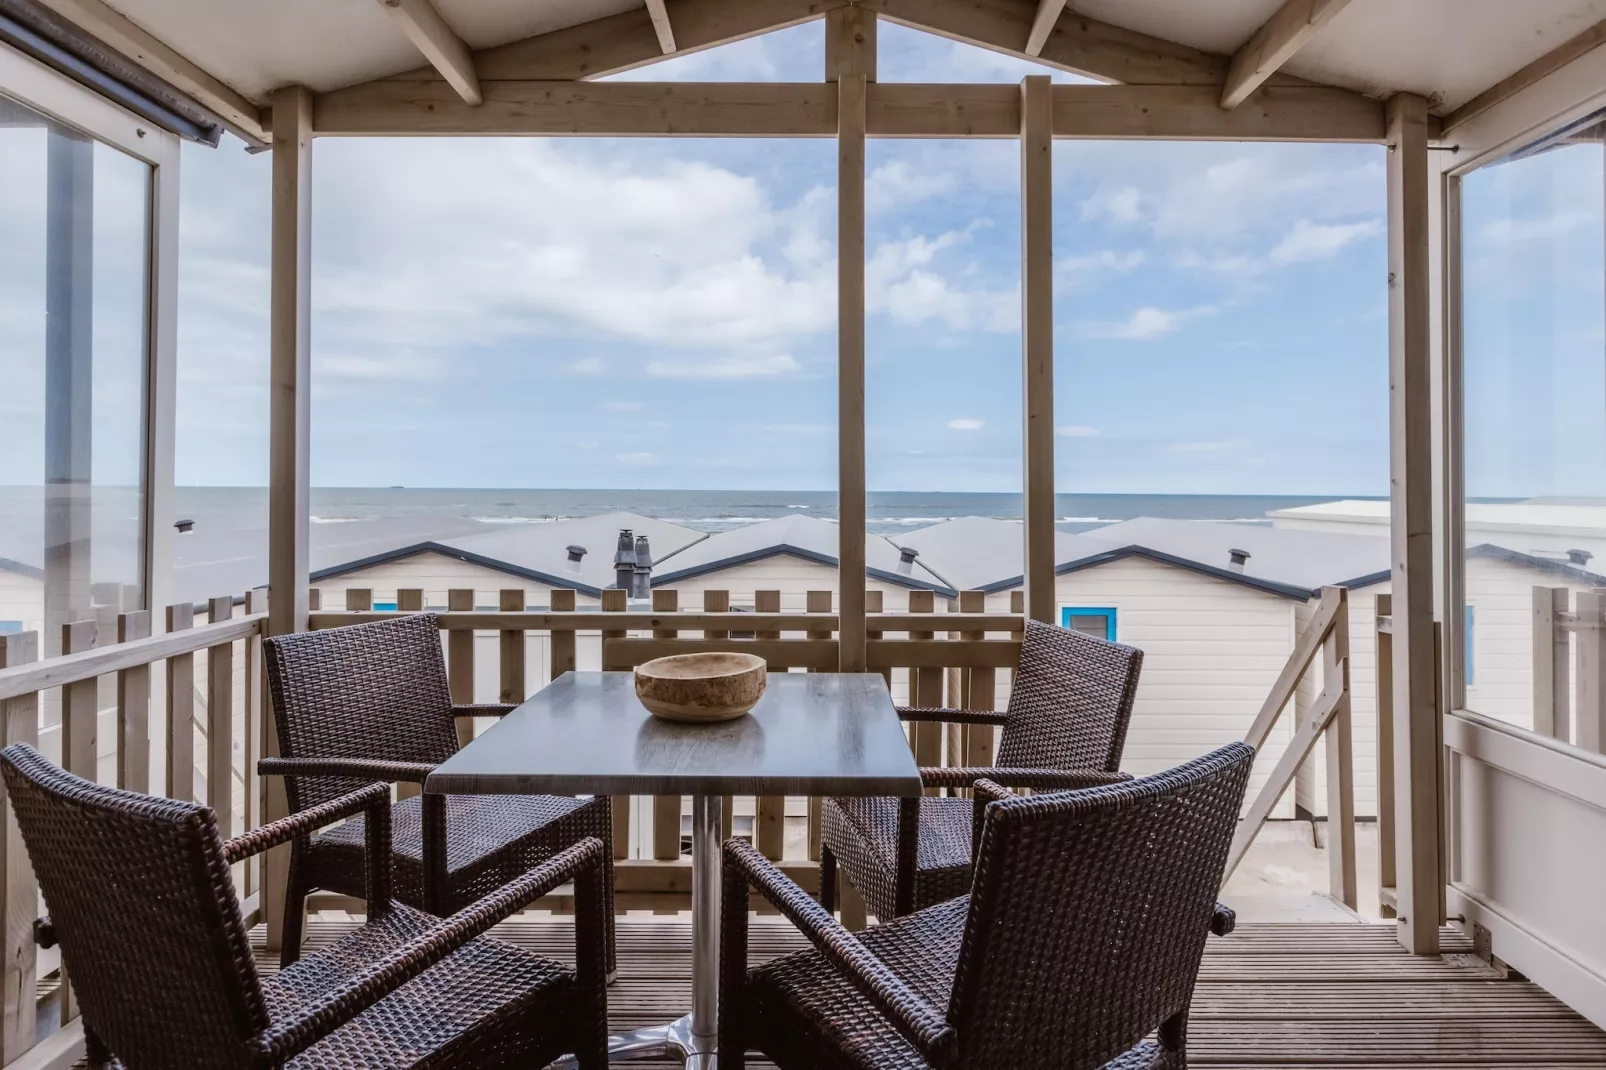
top-left (1532, 586), bottom-right (1570, 742)
top-left (344, 589), bottom-right (372, 613)
top-left (498, 589), bottom-right (526, 705)
top-left (907, 591), bottom-right (942, 793)
top-left (397, 588), bottom-right (423, 613)
top-left (961, 591), bottom-right (997, 767)
top-left (754, 590), bottom-right (785, 860)
top-left (1322, 587), bottom-right (1356, 909)
top-left (1375, 594), bottom-right (1396, 917)
top-left (701, 591), bottom-right (735, 840)
top-left (805, 591), bottom-right (833, 854)
top-left (208, 596), bottom-right (236, 837)
top-left (447, 589), bottom-right (476, 749)
top-left (165, 603), bottom-right (195, 802)
top-left (652, 589), bottom-right (684, 861)
top-left (243, 589), bottom-right (266, 900)
top-left (0, 632), bottom-right (38, 1062)
top-left (603, 589), bottom-right (631, 859)
top-left (1574, 590), bottom-right (1606, 754)
top-left (548, 589), bottom-right (576, 679)
top-left (60, 619), bottom-right (96, 785)
top-left (116, 610), bottom-right (152, 793)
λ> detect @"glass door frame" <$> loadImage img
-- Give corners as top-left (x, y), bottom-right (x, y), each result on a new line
top-left (0, 39), bottom-right (181, 618)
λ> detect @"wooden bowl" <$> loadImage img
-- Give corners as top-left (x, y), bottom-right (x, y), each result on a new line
top-left (634, 652), bottom-right (767, 723)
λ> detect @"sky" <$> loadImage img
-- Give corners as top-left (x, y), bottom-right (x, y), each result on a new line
top-left (168, 20), bottom-right (1403, 495)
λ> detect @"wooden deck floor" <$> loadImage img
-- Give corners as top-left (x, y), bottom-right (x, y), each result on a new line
top-left (256, 915), bottom-right (1606, 1068)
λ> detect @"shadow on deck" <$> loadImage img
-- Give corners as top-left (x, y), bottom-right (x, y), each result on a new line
top-left (248, 916), bottom-right (1606, 1068)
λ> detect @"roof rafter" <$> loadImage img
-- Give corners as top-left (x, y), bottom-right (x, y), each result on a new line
top-left (1024, 0), bottom-right (1068, 58)
top-left (645, 0), bottom-right (678, 53)
top-left (1221, 0), bottom-right (1353, 109)
top-left (30, 0), bottom-right (266, 142)
top-left (378, 0), bottom-right (481, 105)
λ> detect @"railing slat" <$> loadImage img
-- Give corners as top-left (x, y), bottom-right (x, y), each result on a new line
top-left (603, 590), bottom-right (631, 860)
top-left (309, 610), bottom-right (1022, 633)
top-left (60, 620), bottom-right (97, 786)
top-left (702, 591), bottom-right (735, 841)
top-left (447, 589), bottom-right (476, 749)
top-left (166, 603), bottom-right (196, 802)
top-left (549, 589), bottom-right (576, 680)
top-left (243, 590), bottom-right (267, 899)
top-left (907, 591), bottom-right (942, 794)
top-left (0, 632), bottom-right (39, 1062)
top-left (1375, 593), bottom-right (1396, 916)
top-left (1576, 590), bottom-right (1606, 753)
top-left (499, 589), bottom-right (526, 705)
top-left (208, 596), bottom-right (236, 837)
top-left (116, 611), bottom-right (152, 793)
top-left (754, 589), bottom-right (786, 861)
top-left (805, 591), bottom-right (832, 856)
top-left (1532, 587), bottom-right (1570, 743)
top-left (651, 590), bottom-right (684, 862)
top-left (0, 613), bottom-right (264, 702)
top-left (397, 588), bottom-right (424, 613)
top-left (959, 591), bottom-right (995, 768)
top-left (1323, 591), bottom-right (1357, 908)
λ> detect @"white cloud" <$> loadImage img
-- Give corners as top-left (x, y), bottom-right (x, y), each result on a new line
top-left (1080, 186), bottom-right (1143, 224)
top-left (1055, 249), bottom-right (1144, 291)
top-left (1270, 218), bottom-right (1382, 264)
top-left (867, 160), bottom-right (955, 212)
top-left (646, 354), bottom-right (800, 380)
top-left (566, 357), bottom-right (606, 375)
top-left (947, 418), bottom-right (984, 431)
top-left (602, 400), bottom-right (644, 413)
top-left (867, 229), bottom-right (1017, 333)
top-left (616, 451), bottom-right (659, 466)
top-left (1080, 305), bottom-right (1216, 341)
top-left (320, 353), bottom-right (440, 380)
top-left (1056, 425), bottom-right (1101, 437)
top-left (1168, 439), bottom-right (1249, 454)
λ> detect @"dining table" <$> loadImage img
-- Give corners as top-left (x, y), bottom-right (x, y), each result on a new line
top-left (425, 669), bottom-right (923, 1068)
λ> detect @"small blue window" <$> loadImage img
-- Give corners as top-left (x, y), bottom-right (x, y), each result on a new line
top-left (374, 601), bottom-right (398, 612)
top-left (0, 621), bottom-right (22, 636)
top-left (1061, 607), bottom-right (1117, 642)
top-left (1464, 604), bottom-right (1476, 687)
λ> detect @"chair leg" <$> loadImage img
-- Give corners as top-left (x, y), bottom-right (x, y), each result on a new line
top-left (280, 869), bottom-right (308, 969)
top-left (818, 845), bottom-right (837, 914)
top-left (599, 797), bottom-right (618, 981)
top-left (1155, 1008), bottom-right (1190, 1069)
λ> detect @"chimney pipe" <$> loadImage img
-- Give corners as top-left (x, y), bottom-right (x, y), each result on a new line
top-left (897, 545), bottom-right (918, 575)
top-left (1227, 548), bottom-right (1250, 573)
top-left (1569, 548), bottom-right (1594, 567)
top-left (634, 535), bottom-right (653, 600)
top-left (614, 529), bottom-right (636, 592)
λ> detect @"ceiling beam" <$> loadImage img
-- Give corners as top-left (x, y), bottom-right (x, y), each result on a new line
top-left (645, 0), bottom-right (678, 53)
top-left (1221, 0), bottom-right (1353, 109)
top-left (1024, 0), bottom-right (1068, 58)
top-left (30, 0), bottom-right (266, 142)
top-left (379, 0), bottom-right (481, 105)
top-left (1440, 15), bottom-right (1606, 135)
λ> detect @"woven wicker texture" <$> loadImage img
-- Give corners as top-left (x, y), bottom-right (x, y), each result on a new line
top-left (264, 614), bottom-right (614, 968)
top-left (0, 744), bottom-right (609, 1070)
top-left (725, 743), bottom-right (1253, 1070)
top-left (822, 619), bottom-right (1143, 921)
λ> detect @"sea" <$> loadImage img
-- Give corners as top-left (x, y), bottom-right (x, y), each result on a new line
top-left (171, 487), bottom-right (1373, 536)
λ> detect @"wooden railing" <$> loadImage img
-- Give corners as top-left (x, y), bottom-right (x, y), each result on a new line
top-left (1224, 585), bottom-right (1357, 909)
top-left (0, 590), bottom-right (268, 1063)
top-left (1531, 585), bottom-right (1606, 751)
top-left (303, 585), bottom-right (1025, 923)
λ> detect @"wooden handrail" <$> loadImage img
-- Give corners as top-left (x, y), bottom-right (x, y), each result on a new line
top-left (0, 613), bottom-right (267, 701)
top-left (307, 610), bottom-right (1025, 633)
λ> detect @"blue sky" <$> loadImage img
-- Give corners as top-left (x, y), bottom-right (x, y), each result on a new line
top-left (174, 21), bottom-right (1398, 494)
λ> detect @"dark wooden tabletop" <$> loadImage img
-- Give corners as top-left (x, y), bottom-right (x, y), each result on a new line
top-left (425, 671), bottom-right (922, 797)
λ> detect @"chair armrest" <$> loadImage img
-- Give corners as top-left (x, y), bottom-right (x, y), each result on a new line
top-left (1211, 901), bottom-right (1236, 936)
top-left (724, 840), bottom-right (956, 1066)
top-left (223, 782), bottom-right (392, 865)
top-left (258, 756), bottom-right (436, 784)
top-left (896, 706), bottom-right (1009, 727)
top-left (452, 703), bottom-right (517, 719)
top-left (254, 837), bottom-right (607, 1066)
top-left (920, 766), bottom-right (1132, 791)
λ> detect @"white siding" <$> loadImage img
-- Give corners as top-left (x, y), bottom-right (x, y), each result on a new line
top-left (657, 554), bottom-right (922, 610)
top-left (0, 571), bottom-right (42, 636)
top-left (311, 550), bottom-right (601, 611)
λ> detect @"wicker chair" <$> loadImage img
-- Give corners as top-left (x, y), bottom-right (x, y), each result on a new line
top-left (262, 613), bottom-right (614, 969)
top-left (820, 618), bottom-right (1143, 921)
top-left (722, 741), bottom-right (1253, 1070)
top-left (0, 743), bottom-right (609, 1070)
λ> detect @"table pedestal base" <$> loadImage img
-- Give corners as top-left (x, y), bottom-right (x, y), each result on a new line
top-left (597, 1014), bottom-right (714, 1067)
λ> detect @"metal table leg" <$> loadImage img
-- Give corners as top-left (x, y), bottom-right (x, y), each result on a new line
top-left (557, 793), bottom-right (721, 1067)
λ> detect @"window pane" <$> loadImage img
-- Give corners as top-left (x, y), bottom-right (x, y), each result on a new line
top-left (1459, 113), bottom-right (1606, 742)
top-left (0, 94), bottom-right (151, 657)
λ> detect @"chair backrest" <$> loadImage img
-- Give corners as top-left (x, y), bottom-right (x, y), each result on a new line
top-left (265, 613), bottom-right (459, 811)
top-left (995, 618), bottom-right (1142, 772)
top-left (0, 745), bottom-right (267, 1070)
top-left (948, 741), bottom-right (1253, 1070)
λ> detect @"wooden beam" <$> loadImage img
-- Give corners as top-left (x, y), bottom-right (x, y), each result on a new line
top-left (646, 0), bottom-right (678, 53)
top-left (1386, 91), bottom-right (1441, 956)
top-left (1021, 75), bottom-right (1054, 624)
top-left (268, 86), bottom-right (313, 643)
top-left (313, 80), bottom-right (1386, 142)
top-left (838, 65), bottom-right (868, 672)
top-left (825, 5), bottom-right (876, 81)
top-left (1221, 0), bottom-right (1353, 109)
top-left (31, 0), bottom-right (267, 143)
top-left (1024, 0), bottom-right (1067, 57)
top-left (1440, 16), bottom-right (1606, 135)
top-left (378, 0), bottom-right (482, 105)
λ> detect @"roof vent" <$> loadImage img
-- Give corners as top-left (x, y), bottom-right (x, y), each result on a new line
top-left (1227, 548), bottom-right (1250, 573)
top-left (566, 544), bottom-right (587, 575)
top-left (614, 530), bottom-right (636, 591)
top-left (897, 546), bottom-right (918, 574)
top-left (1569, 548), bottom-right (1594, 567)
top-left (174, 519), bottom-right (194, 535)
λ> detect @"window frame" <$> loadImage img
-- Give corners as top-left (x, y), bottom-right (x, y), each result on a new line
top-left (1060, 605), bottom-right (1117, 642)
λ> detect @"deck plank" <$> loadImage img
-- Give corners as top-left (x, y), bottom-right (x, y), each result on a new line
top-left (238, 918), bottom-right (1606, 1068)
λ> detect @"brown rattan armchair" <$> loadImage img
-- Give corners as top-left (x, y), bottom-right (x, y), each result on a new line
top-left (821, 618), bottom-right (1143, 920)
top-left (0, 743), bottom-right (609, 1070)
top-left (722, 742), bottom-right (1253, 1070)
top-left (262, 613), bottom-right (614, 968)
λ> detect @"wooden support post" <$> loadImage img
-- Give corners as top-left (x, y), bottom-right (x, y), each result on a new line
top-left (208, 596), bottom-right (236, 837)
top-left (447, 589), bottom-right (476, 748)
top-left (1375, 594), bottom-right (1397, 917)
top-left (0, 633), bottom-right (38, 1062)
top-left (1387, 91), bottom-right (1441, 954)
top-left (60, 619), bottom-right (96, 784)
top-left (652, 589), bottom-right (683, 861)
top-left (549, 589), bottom-right (576, 679)
top-left (268, 84), bottom-right (313, 643)
top-left (754, 590), bottom-right (785, 860)
top-left (837, 54), bottom-right (869, 674)
top-left (116, 610), bottom-right (152, 793)
top-left (1575, 590), bottom-right (1606, 753)
top-left (1533, 586), bottom-right (1571, 742)
top-left (603, 589), bottom-right (631, 859)
top-left (1020, 74), bottom-right (1055, 625)
top-left (1322, 588), bottom-right (1356, 909)
top-left (165, 603), bottom-right (195, 801)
